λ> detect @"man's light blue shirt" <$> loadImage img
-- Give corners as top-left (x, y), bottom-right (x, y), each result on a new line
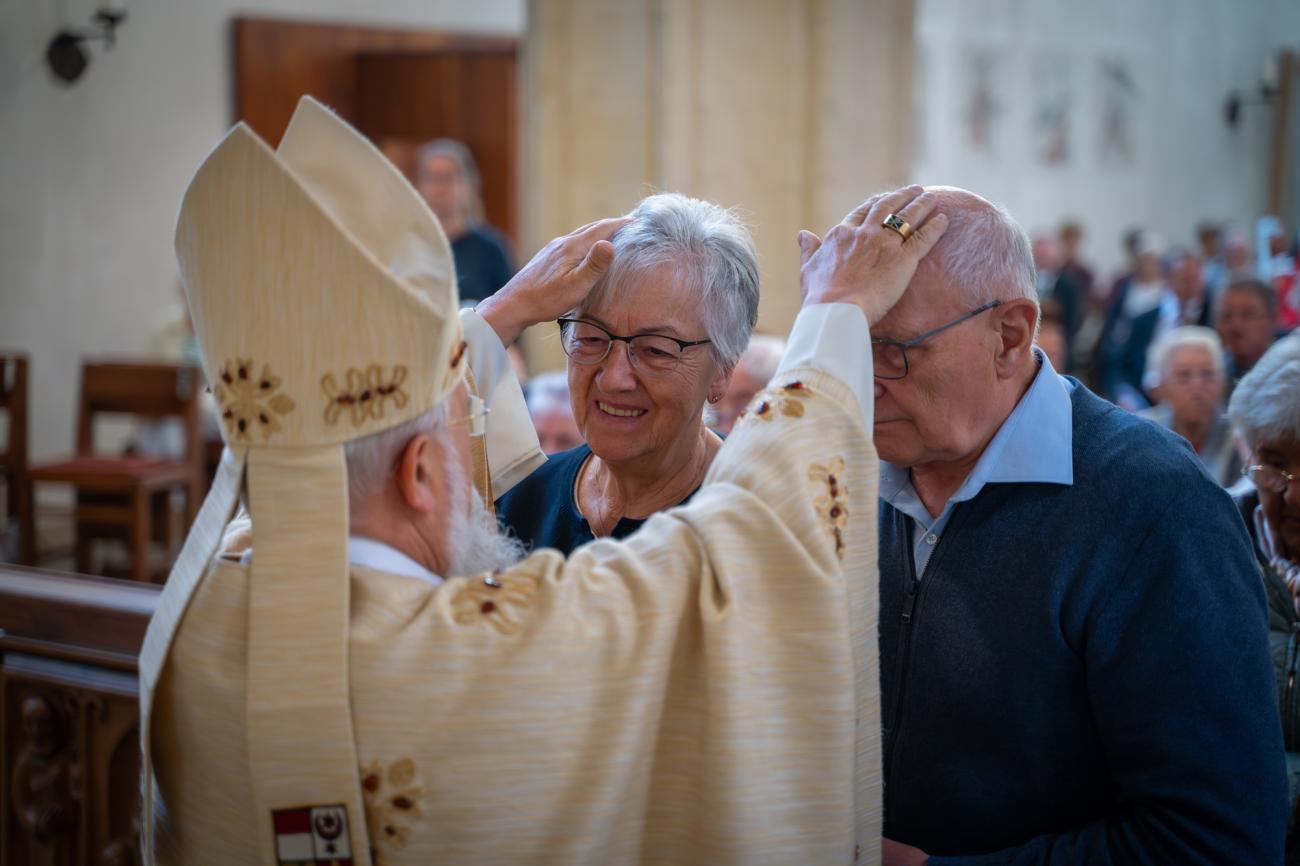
top-left (880, 351), bottom-right (1076, 576)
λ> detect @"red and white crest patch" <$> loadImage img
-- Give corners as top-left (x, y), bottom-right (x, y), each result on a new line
top-left (272, 804), bottom-right (353, 865)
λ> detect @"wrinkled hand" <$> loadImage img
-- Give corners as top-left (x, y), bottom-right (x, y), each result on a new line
top-left (882, 837), bottom-right (930, 866)
top-left (476, 216), bottom-right (632, 346)
top-left (797, 185), bottom-right (948, 326)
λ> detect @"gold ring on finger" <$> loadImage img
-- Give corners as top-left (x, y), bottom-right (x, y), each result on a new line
top-left (882, 213), bottom-right (914, 241)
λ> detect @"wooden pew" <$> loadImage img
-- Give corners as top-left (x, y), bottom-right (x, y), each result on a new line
top-left (0, 565), bottom-right (158, 865)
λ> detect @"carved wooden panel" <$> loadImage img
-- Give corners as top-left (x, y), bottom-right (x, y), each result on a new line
top-left (0, 566), bottom-right (156, 866)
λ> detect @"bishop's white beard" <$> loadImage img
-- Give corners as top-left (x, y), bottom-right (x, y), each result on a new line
top-left (443, 457), bottom-right (526, 577)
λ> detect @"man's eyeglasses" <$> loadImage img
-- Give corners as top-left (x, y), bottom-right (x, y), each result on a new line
top-left (1243, 464), bottom-right (1299, 494)
top-left (557, 317), bottom-right (712, 377)
top-left (872, 300), bottom-right (1003, 380)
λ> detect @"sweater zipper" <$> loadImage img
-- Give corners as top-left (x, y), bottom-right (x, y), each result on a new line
top-left (886, 515), bottom-right (925, 806)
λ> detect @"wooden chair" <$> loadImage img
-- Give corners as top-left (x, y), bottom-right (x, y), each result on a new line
top-left (30, 361), bottom-right (203, 582)
top-left (0, 353), bottom-right (33, 565)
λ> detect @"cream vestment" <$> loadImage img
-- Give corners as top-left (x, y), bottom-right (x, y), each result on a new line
top-left (139, 97), bottom-right (882, 866)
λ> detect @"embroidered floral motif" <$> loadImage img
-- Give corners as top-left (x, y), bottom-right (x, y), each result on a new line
top-left (321, 365), bottom-right (409, 427)
top-left (809, 457), bottom-right (849, 560)
top-left (213, 358), bottom-right (296, 442)
top-left (449, 340), bottom-right (468, 370)
top-left (360, 757), bottom-right (425, 865)
top-left (741, 380), bottom-right (811, 423)
top-left (451, 570), bottom-right (541, 635)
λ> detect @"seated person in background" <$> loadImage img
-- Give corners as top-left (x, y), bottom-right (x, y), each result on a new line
top-left (710, 333), bottom-right (785, 435)
top-left (1138, 326), bottom-right (1242, 486)
top-left (494, 193), bottom-right (758, 555)
top-left (416, 138), bottom-right (513, 304)
top-left (525, 370), bottom-right (583, 455)
top-left (1218, 276), bottom-right (1282, 392)
top-left (1031, 232), bottom-right (1083, 369)
top-left (1058, 220), bottom-right (1095, 302)
top-left (1035, 301), bottom-right (1069, 374)
top-left (1227, 334), bottom-right (1300, 850)
top-left (1096, 232), bottom-right (1166, 408)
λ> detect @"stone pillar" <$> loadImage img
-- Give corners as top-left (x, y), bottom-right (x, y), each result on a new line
top-left (522, 0), bottom-right (915, 370)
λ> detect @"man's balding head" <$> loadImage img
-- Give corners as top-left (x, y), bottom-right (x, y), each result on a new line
top-left (910, 187), bottom-right (1037, 311)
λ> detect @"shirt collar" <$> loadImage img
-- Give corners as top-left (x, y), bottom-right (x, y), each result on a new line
top-left (347, 535), bottom-right (443, 586)
top-left (881, 350), bottom-right (1075, 511)
top-left (236, 535), bottom-right (444, 586)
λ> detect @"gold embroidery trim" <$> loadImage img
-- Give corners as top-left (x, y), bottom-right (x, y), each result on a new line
top-left (361, 757), bottom-right (425, 864)
top-left (321, 365), bottom-right (410, 427)
top-left (810, 456), bottom-right (849, 560)
top-left (742, 379), bottom-right (811, 423)
top-left (213, 358), bottom-right (296, 442)
top-left (451, 571), bottom-right (541, 635)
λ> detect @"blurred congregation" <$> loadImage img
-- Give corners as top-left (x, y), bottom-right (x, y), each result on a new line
top-left (2, 0), bottom-right (1300, 864)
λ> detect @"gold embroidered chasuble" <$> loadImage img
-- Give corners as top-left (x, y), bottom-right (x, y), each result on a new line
top-left (150, 367), bottom-right (882, 866)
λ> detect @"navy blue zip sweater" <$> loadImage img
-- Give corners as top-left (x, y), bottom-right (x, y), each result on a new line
top-left (879, 383), bottom-right (1286, 865)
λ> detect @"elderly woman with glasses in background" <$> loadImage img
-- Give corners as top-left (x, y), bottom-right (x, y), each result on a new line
top-left (1228, 333), bottom-right (1300, 845)
top-left (496, 193), bottom-right (760, 554)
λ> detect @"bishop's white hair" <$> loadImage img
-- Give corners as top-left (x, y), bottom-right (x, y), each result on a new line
top-left (343, 405), bottom-right (525, 574)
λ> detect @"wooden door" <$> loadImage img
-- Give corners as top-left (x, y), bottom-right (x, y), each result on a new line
top-left (231, 17), bottom-right (519, 244)
top-left (355, 51), bottom-right (519, 245)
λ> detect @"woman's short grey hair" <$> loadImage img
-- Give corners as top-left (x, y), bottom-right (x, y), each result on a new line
top-left (918, 186), bottom-right (1037, 308)
top-left (1147, 325), bottom-right (1224, 386)
top-left (577, 192), bottom-right (760, 367)
top-left (343, 404), bottom-right (449, 512)
top-left (1228, 335), bottom-right (1300, 451)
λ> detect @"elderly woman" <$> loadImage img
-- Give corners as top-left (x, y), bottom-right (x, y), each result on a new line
top-left (1228, 334), bottom-right (1300, 844)
top-left (1139, 325), bottom-right (1241, 486)
top-left (496, 193), bottom-right (759, 553)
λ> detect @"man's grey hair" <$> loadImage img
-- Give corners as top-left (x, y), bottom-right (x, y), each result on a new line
top-left (416, 138), bottom-right (484, 225)
top-left (1228, 335), bottom-right (1300, 451)
top-left (526, 370), bottom-right (573, 418)
top-left (577, 192), bottom-right (760, 367)
top-left (917, 186), bottom-right (1037, 309)
top-left (343, 404), bottom-right (448, 513)
top-left (1146, 325), bottom-right (1224, 386)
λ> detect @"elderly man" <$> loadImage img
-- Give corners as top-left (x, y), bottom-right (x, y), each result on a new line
top-left (1218, 276), bottom-right (1282, 391)
top-left (865, 186), bottom-right (1284, 865)
top-left (140, 98), bottom-right (951, 866)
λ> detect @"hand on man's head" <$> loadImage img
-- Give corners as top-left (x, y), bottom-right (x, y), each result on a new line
top-left (797, 185), bottom-right (949, 326)
top-left (477, 216), bottom-right (633, 346)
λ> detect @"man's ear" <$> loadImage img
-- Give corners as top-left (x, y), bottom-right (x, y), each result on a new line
top-left (396, 433), bottom-right (440, 514)
top-left (994, 299), bottom-right (1039, 379)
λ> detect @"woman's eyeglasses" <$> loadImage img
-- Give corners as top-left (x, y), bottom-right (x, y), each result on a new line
top-left (557, 318), bottom-right (712, 377)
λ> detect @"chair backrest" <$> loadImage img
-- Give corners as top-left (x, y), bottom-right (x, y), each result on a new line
top-left (76, 360), bottom-right (202, 469)
top-left (0, 353), bottom-right (29, 471)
